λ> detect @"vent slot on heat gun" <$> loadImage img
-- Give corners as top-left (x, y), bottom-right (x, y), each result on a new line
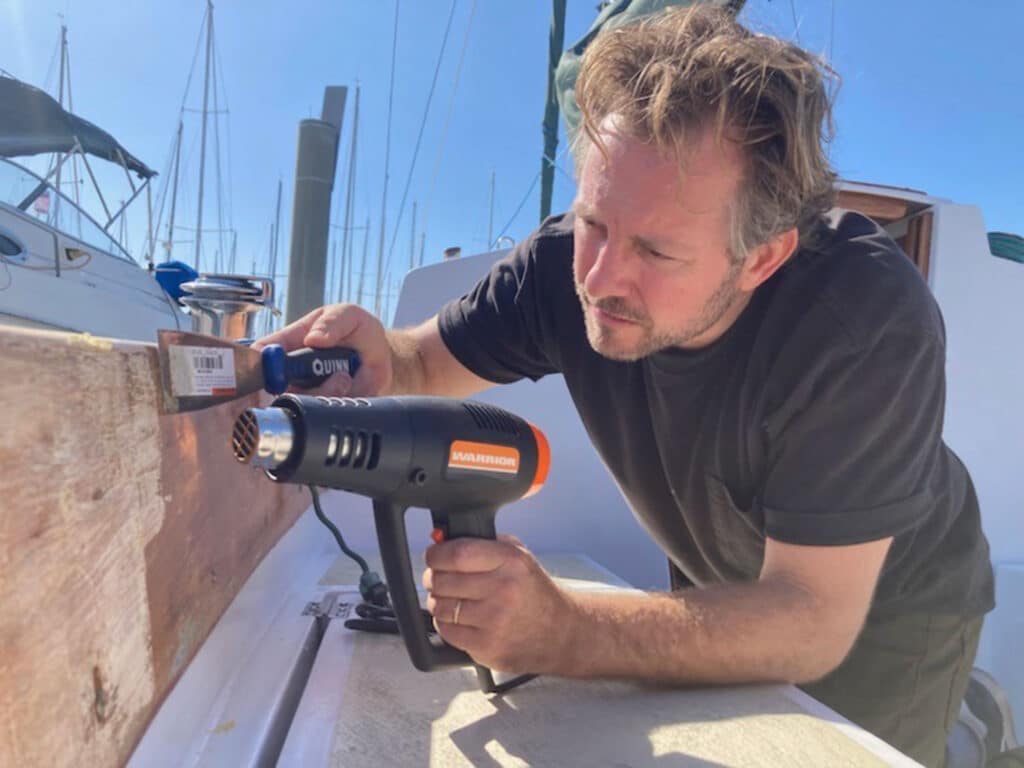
top-left (326, 429), bottom-right (382, 470)
top-left (462, 402), bottom-right (521, 436)
top-left (232, 411), bottom-right (259, 463)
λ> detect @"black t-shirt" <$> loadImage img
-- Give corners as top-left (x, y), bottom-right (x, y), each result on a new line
top-left (438, 211), bottom-right (994, 619)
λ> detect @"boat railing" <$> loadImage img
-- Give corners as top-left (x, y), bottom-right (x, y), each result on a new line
top-left (0, 155), bottom-right (135, 264)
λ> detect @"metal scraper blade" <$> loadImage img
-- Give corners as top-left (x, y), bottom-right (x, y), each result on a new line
top-left (157, 330), bottom-right (267, 414)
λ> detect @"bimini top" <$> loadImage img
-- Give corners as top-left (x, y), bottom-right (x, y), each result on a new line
top-left (0, 75), bottom-right (155, 179)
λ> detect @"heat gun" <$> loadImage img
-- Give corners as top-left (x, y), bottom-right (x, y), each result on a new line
top-left (231, 394), bottom-right (550, 692)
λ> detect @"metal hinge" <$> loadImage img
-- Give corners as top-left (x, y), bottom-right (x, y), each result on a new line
top-left (302, 591), bottom-right (352, 620)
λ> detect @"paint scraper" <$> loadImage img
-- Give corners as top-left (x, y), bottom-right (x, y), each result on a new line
top-left (157, 329), bottom-right (360, 414)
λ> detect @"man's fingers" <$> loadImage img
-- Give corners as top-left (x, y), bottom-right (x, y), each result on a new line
top-left (251, 303), bottom-right (393, 397)
top-left (497, 533), bottom-right (526, 550)
top-left (421, 567), bottom-right (496, 599)
top-left (424, 539), bottom-right (515, 573)
top-left (252, 306), bottom-right (325, 351)
top-left (302, 304), bottom-right (362, 347)
top-left (285, 371), bottom-right (353, 398)
top-left (348, 365), bottom-right (380, 398)
top-left (426, 595), bottom-right (485, 628)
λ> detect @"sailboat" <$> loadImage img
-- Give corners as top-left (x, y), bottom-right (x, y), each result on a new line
top-left (0, 12), bottom-right (272, 342)
top-left (0, 73), bottom-right (189, 338)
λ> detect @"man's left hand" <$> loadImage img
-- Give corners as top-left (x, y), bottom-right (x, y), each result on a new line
top-left (423, 535), bottom-right (579, 674)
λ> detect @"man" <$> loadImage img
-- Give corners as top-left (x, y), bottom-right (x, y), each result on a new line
top-left (259, 7), bottom-right (993, 765)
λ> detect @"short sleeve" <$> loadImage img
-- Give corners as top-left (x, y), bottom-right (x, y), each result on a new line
top-left (760, 330), bottom-right (947, 546)
top-left (437, 234), bottom-right (564, 384)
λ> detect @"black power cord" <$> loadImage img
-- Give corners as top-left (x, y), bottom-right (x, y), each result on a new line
top-left (308, 486), bottom-right (388, 606)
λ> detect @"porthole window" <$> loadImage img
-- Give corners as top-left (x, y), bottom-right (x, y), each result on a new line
top-left (0, 232), bottom-right (23, 257)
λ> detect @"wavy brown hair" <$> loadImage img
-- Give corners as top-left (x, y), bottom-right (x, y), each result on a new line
top-left (574, 5), bottom-right (838, 262)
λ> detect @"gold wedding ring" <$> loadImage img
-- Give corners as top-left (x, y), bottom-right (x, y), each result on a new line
top-left (453, 598), bottom-right (463, 626)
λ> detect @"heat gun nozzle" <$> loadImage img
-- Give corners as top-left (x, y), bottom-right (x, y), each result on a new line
top-left (232, 407), bottom-right (295, 469)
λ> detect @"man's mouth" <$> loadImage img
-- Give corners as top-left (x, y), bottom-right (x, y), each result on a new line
top-left (591, 305), bottom-right (639, 325)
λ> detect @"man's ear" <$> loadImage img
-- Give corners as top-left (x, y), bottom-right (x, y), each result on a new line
top-left (738, 227), bottom-right (799, 291)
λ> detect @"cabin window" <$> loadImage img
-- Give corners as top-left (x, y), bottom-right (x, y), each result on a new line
top-left (0, 232), bottom-right (23, 257)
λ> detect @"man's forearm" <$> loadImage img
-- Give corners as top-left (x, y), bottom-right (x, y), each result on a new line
top-left (384, 316), bottom-right (494, 398)
top-left (385, 327), bottom-right (429, 394)
top-left (561, 577), bottom-right (852, 686)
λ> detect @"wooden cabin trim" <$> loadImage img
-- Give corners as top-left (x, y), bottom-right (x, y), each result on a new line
top-left (836, 190), bottom-right (910, 223)
top-left (0, 326), bottom-right (310, 767)
top-left (914, 212), bottom-right (934, 279)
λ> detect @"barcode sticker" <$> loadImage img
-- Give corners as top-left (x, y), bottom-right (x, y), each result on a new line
top-left (168, 346), bottom-right (237, 397)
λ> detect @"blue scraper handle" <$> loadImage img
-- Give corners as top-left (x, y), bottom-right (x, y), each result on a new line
top-left (260, 345), bottom-right (361, 395)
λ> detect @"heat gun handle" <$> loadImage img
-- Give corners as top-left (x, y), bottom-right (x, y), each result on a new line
top-left (435, 509), bottom-right (499, 693)
top-left (440, 509), bottom-right (497, 540)
top-left (372, 500), bottom-right (476, 673)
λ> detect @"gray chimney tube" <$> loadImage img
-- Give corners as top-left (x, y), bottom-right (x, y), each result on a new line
top-left (285, 86), bottom-right (347, 324)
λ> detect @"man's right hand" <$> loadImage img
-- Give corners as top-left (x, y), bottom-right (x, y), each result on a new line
top-left (253, 304), bottom-right (393, 397)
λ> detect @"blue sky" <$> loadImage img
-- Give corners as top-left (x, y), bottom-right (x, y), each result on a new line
top-left (4, 1), bottom-right (1021, 319)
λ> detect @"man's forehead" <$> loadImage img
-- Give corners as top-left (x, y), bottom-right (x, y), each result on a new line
top-left (579, 126), bottom-right (741, 220)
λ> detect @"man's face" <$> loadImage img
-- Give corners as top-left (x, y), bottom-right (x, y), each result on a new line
top-left (572, 123), bottom-right (750, 361)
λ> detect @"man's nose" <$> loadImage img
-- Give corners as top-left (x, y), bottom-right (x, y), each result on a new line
top-left (584, 240), bottom-right (630, 300)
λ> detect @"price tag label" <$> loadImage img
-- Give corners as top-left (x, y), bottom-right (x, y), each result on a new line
top-left (168, 346), bottom-right (237, 397)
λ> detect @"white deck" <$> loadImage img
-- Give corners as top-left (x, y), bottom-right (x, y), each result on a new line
top-left (131, 507), bottom-right (918, 767)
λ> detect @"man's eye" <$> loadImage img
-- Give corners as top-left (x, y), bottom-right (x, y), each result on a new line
top-left (644, 246), bottom-right (670, 261)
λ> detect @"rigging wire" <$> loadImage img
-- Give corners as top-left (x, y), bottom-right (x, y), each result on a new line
top-left (178, 11), bottom-right (207, 120)
top-left (420, 0), bottom-right (477, 260)
top-left (373, 0), bottom-right (401, 314)
top-left (786, 0), bottom-right (802, 44)
top-left (381, 0), bottom-right (459, 282)
top-left (491, 144), bottom-right (571, 249)
top-left (140, 130), bottom-right (178, 259)
top-left (41, 29), bottom-right (61, 96)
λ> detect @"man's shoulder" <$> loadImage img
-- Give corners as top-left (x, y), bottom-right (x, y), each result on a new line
top-left (771, 209), bottom-right (944, 350)
top-left (526, 212), bottom-right (575, 253)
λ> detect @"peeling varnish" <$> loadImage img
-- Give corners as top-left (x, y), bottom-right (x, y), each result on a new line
top-left (67, 332), bottom-right (114, 352)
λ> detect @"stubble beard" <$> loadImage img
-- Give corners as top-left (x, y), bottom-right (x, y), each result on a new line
top-left (575, 261), bottom-right (744, 362)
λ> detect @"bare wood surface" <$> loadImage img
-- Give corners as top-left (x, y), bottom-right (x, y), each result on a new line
top-left (0, 326), bottom-right (309, 768)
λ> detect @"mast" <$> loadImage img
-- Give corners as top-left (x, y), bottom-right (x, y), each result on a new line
top-left (194, 0), bottom-right (214, 271)
top-left (409, 201), bottom-right (416, 271)
top-left (539, 0), bottom-right (567, 222)
top-left (64, 31), bottom-right (82, 220)
top-left (340, 85), bottom-right (360, 304)
top-left (329, 239), bottom-right (339, 303)
top-left (375, 0), bottom-right (400, 316)
top-left (261, 220), bottom-right (274, 335)
top-left (271, 178), bottom-right (283, 279)
top-left (487, 170), bottom-right (495, 248)
top-left (53, 24), bottom-right (67, 228)
top-left (165, 121), bottom-right (183, 258)
top-left (357, 216), bottom-right (370, 307)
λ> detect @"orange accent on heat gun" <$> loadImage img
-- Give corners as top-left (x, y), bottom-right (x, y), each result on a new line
top-left (525, 423), bottom-right (550, 498)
